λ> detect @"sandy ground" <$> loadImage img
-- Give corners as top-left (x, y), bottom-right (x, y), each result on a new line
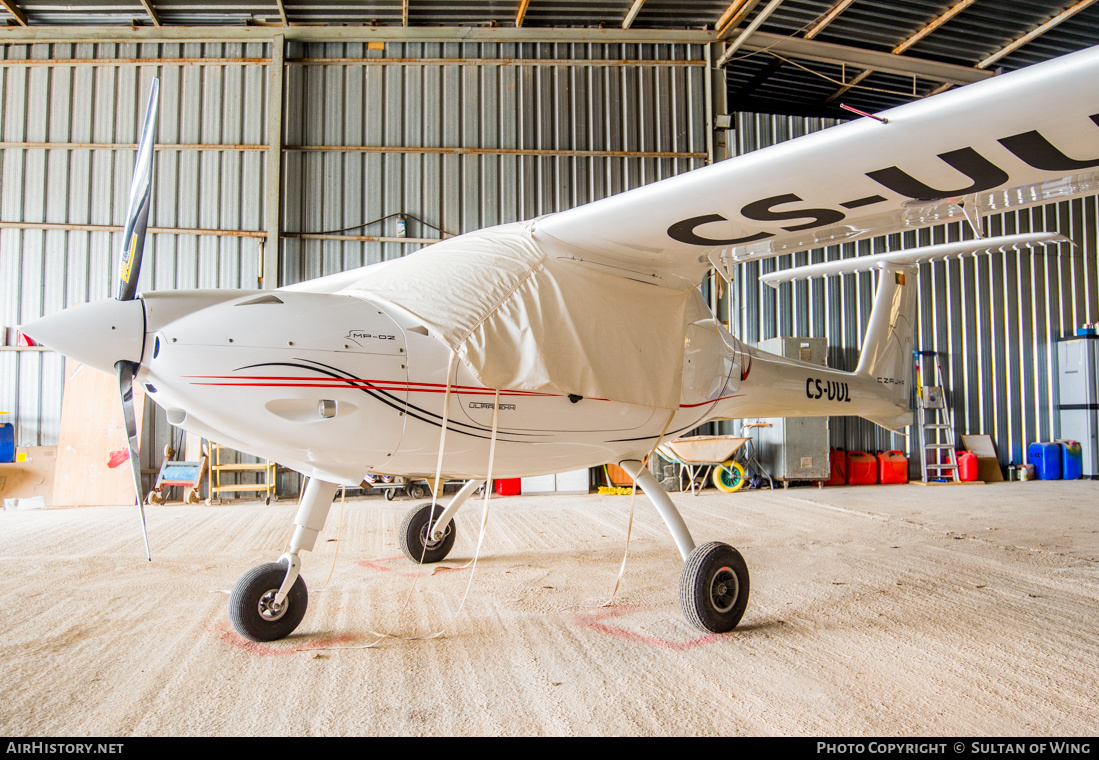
top-left (1, 480), bottom-right (1097, 736)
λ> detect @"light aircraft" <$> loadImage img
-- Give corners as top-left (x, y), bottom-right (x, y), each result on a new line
top-left (23, 45), bottom-right (1099, 642)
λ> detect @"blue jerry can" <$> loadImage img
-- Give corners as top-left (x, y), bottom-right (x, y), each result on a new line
top-left (1059, 440), bottom-right (1083, 480)
top-left (0, 422), bottom-right (13, 463)
top-left (1027, 442), bottom-right (1062, 480)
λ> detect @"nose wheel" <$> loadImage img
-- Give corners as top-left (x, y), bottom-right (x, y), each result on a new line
top-left (229, 561), bottom-right (309, 642)
top-left (679, 541), bottom-right (750, 633)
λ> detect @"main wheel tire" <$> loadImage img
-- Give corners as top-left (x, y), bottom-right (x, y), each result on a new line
top-left (679, 541), bottom-right (750, 633)
top-left (399, 502), bottom-right (456, 564)
top-left (229, 562), bottom-right (308, 642)
top-left (713, 461), bottom-right (746, 493)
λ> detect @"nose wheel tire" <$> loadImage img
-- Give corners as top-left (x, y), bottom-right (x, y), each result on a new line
top-left (229, 562), bottom-right (308, 642)
top-left (679, 541), bottom-right (750, 633)
top-left (713, 461), bottom-right (746, 493)
top-left (399, 502), bottom-right (457, 564)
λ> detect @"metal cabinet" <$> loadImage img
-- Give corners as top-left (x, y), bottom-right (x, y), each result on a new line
top-left (754, 337), bottom-right (831, 486)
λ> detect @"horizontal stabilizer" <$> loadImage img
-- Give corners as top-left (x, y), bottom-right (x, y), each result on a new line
top-left (760, 232), bottom-right (1068, 287)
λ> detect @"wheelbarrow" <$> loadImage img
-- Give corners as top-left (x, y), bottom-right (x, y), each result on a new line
top-left (658, 435), bottom-right (752, 494)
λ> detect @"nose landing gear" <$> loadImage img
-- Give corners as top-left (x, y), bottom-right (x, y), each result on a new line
top-left (229, 561), bottom-right (309, 642)
top-left (228, 477), bottom-right (338, 642)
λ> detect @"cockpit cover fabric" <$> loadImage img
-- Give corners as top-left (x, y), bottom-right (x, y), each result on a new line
top-left (337, 222), bottom-right (690, 410)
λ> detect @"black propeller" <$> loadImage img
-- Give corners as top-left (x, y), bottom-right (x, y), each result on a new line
top-left (115, 77), bottom-right (160, 559)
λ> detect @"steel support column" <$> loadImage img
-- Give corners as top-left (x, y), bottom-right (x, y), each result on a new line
top-left (264, 34), bottom-right (284, 290)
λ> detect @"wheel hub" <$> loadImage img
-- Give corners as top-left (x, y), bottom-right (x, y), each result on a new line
top-left (421, 520), bottom-right (451, 548)
top-left (257, 589), bottom-right (289, 622)
top-left (710, 566), bottom-right (739, 614)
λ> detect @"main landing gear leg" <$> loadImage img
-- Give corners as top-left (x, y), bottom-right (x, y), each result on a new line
top-left (619, 459), bottom-right (750, 634)
top-left (229, 477), bottom-right (340, 642)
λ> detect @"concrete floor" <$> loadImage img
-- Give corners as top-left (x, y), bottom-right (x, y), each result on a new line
top-left (1, 480), bottom-right (1097, 736)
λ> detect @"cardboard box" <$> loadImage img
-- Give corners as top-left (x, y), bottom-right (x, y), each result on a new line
top-left (0, 446), bottom-right (58, 505)
top-left (961, 434), bottom-right (1004, 482)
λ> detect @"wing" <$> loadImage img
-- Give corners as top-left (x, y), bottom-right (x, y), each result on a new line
top-left (532, 44), bottom-right (1099, 289)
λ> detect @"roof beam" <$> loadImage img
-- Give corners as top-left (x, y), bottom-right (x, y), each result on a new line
top-left (819, 0), bottom-right (977, 104)
top-left (516, 0), bottom-right (530, 28)
top-left (622, 0), bottom-right (645, 29)
top-left (977, 0), bottom-right (1098, 69)
top-left (804, 0), bottom-right (854, 40)
top-left (823, 67), bottom-right (870, 103)
top-left (0, 25), bottom-right (713, 45)
top-left (0, 0), bottom-right (27, 27)
top-left (137, 0), bottom-right (162, 28)
top-left (717, 0), bottom-right (785, 66)
top-left (402, 0), bottom-right (408, 27)
top-left (274, 0), bottom-right (288, 26)
top-left (737, 31), bottom-right (993, 84)
top-left (715, 0), bottom-right (763, 40)
top-left (891, 0), bottom-right (978, 55)
top-left (736, 56), bottom-right (784, 99)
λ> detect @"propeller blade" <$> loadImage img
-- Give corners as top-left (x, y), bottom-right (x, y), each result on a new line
top-left (115, 78), bottom-right (160, 302)
top-left (117, 360), bottom-right (151, 561)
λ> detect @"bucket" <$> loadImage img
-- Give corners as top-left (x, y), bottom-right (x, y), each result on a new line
top-left (494, 478), bottom-right (521, 496)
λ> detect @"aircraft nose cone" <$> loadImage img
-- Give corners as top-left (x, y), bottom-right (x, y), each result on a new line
top-left (21, 298), bottom-right (146, 375)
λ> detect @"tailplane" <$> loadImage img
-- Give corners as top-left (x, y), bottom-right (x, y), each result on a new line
top-left (759, 232), bottom-right (1068, 428)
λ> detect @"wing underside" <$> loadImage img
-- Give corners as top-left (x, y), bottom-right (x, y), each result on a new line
top-left (531, 45), bottom-right (1099, 289)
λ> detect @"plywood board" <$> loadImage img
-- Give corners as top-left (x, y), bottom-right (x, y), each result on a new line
top-left (53, 360), bottom-right (145, 507)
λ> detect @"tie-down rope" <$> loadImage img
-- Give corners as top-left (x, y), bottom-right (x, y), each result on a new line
top-left (310, 350), bottom-right (500, 650)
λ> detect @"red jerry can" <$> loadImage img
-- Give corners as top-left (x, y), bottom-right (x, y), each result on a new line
top-left (846, 451), bottom-right (878, 485)
top-left (826, 448), bottom-right (847, 486)
top-left (957, 451), bottom-right (979, 482)
top-left (877, 450), bottom-right (909, 484)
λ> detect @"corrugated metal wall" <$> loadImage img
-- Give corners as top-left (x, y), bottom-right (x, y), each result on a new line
top-left (0, 42), bottom-right (271, 479)
top-left (726, 112), bottom-right (1099, 467)
top-left (6, 42), bottom-right (1089, 480)
top-left (279, 41), bottom-right (708, 283)
top-left (1, 41), bottom-right (709, 485)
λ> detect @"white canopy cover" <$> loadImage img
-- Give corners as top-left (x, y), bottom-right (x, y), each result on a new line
top-left (339, 222), bottom-right (691, 411)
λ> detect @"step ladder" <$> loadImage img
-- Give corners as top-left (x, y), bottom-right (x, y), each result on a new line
top-left (914, 350), bottom-right (958, 483)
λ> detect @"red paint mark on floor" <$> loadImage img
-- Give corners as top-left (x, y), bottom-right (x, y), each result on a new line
top-left (211, 619), bottom-right (357, 656)
top-left (107, 449), bottom-right (129, 468)
top-left (572, 606), bottom-right (725, 650)
top-left (355, 556), bottom-right (469, 577)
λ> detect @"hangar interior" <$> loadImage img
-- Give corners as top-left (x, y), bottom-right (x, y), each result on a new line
top-left (1, 0), bottom-right (1098, 739)
top-left (2, 0), bottom-right (1097, 485)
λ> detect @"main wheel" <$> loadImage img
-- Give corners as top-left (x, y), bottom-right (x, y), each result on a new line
top-left (713, 461), bottom-right (746, 493)
top-left (399, 502), bottom-right (456, 564)
top-left (679, 541), bottom-right (750, 633)
top-left (229, 562), bottom-right (308, 642)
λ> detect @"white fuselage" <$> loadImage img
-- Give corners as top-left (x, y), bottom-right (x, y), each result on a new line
top-left (136, 286), bottom-right (904, 485)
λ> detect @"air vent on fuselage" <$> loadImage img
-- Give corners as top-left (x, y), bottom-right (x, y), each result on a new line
top-left (236, 295), bottom-right (284, 306)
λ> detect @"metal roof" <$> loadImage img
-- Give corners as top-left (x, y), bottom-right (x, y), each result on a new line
top-left (0, 1), bottom-right (1096, 117)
